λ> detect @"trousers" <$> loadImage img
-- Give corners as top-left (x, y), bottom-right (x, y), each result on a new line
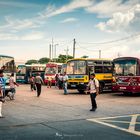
top-left (90, 93), bottom-right (97, 109)
top-left (35, 83), bottom-right (41, 97)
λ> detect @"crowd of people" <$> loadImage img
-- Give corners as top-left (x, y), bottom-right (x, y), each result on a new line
top-left (0, 70), bottom-right (19, 118)
top-left (29, 72), bottom-right (69, 96)
top-left (0, 69), bottom-right (99, 118)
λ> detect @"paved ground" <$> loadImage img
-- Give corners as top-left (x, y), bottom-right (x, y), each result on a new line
top-left (0, 85), bottom-right (140, 140)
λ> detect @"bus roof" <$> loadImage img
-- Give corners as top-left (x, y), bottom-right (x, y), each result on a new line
top-left (26, 64), bottom-right (46, 67)
top-left (0, 55), bottom-right (14, 59)
top-left (48, 62), bottom-right (63, 65)
top-left (67, 58), bottom-right (112, 62)
top-left (113, 57), bottom-right (139, 61)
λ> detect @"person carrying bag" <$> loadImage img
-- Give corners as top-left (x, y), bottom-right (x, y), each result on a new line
top-left (87, 73), bottom-right (99, 112)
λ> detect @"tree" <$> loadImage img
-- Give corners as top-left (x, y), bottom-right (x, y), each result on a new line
top-left (38, 57), bottom-right (50, 64)
top-left (81, 55), bottom-right (89, 58)
top-left (25, 59), bottom-right (38, 65)
top-left (56, 54), bottom-right (73, 63)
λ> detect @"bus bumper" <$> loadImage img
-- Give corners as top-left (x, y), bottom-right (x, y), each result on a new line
top-left (112, 85), bottom-right (140, 93)
top-left (68, 82), bottom-right (87, 90)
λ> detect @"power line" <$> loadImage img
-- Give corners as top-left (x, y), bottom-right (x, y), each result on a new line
top-left (77, 33), bottom-right (140, 45)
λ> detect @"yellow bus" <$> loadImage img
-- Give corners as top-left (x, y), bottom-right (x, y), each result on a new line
top-left (66, 58), bottom-right (113, 93)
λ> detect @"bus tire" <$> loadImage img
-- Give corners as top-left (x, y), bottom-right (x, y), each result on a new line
top-left (99, 83), bottom-right (104, 94)
top-left (123, 92), bottom-right (132, 95)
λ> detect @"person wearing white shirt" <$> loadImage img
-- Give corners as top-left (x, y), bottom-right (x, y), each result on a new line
top-left (62, 72), bottom-right (68, 95)
top-left (87, 73), bottom-right (99, 111)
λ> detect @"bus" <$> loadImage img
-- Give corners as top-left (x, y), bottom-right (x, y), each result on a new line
top-left (112, 57), bottom-right (140, 94)
top-left (0, 55), bottom-right (16, 94)
top-left (26, 64), bottom-right (46, 83)
top-left (16, 64), bottom-right (27, 83)
top-left (66, 58), bottom-right (113, 93)
top-left (44, 62), bottom-right (62, 85)
top-left (61, 63), bottom-right (67, 74)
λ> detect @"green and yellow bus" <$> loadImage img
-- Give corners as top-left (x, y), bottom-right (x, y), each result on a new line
top-left (66, 58), bottom-right (113, 93)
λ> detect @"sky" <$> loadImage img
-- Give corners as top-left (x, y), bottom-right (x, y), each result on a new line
top-left (0, 0), bottom-right (140, 62)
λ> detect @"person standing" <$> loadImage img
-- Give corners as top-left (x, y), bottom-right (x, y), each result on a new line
top-left (9, 73), bottom-right (19, 100)
top-left (34, 73), bottom-right (44, 97)
top-left (62, 72), bottom-right (68, 95)
top-left (47, 76), bottom-right (52, 88)
top-left (87, 73), bottom-right (99, 111)
top-left (0, 70), bottom-right (5, 118)
top-left (58, 74), bottom-right (63, 89)
top-left (55, 74), bottom-right (59, 88)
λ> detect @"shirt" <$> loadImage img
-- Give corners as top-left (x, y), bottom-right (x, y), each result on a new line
top-left (63, 75), bottom-right (68, 82)
top-left (87, 78), bottom-right (99, 93)
top-left (34, 76), bottom-right (43, 84)
top-left (9, 76), bottom-right (16, 88)
top-left (0, 77), bottom-right (5, 90)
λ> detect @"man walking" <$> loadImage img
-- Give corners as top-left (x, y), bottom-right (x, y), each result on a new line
top-left (87, 73), bottom-right (99, 111)
top-left (34, 73), bottom-right (44, 97)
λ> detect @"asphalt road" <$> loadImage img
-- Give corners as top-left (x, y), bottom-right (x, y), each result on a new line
top-left (0, 85), bottom-right (140, 140)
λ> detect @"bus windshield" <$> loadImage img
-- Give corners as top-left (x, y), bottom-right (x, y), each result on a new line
top-left (0, 56), bottom-right (15, 72)
top-left (17, 66), bottom-right (26, 74)
top-left (114, 59), bottom-right (137, 76)
top-left (45, 67), bottom-right (57, 74)
top-left (67, 60), bottom-right (86, 74)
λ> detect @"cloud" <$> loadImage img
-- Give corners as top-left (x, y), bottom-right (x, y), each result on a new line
top-left (0, 33), bottom-right (18, 40)
top-left (5, 16), bottom-right (39, 30)
top-left (85, 0), bottom-right (139, 18)
top-left (21, 32), bottom-right (44, 40)
top-left (96, 4), bottom-right (140, 33)
top-left (0, 31), bottom-right (44, 40)
top-left (0, 0), bottom-right (41, 8)
top-left (40, 0), bottom-right (93, 18)
top-left (61, 17), bottom-right (78, 23)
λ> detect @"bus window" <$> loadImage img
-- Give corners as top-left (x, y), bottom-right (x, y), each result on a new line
top-left (95, 66), bottom-right (103, 73)
top-left (67, 61), bottom-right (86, 74)
top-left (103, 66), bottom-right (112, 73)
top-left (103, 61), bottom-right (111, 65)
top-left (89, 66), bottom-right (95, 74)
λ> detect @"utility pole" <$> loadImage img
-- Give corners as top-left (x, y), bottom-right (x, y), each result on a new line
top-left (73, 38), bottom-right (76, 58)
top-left (99, 50), bottom-right (101, 59)
top-left (52, 38), bottom-right (54, 60)
top-left (54, 44), bottom-right (59, 59)
top-left (49, 44), bottom-right (51, 61)
top-left (64, 46), bottom-right (69, 61)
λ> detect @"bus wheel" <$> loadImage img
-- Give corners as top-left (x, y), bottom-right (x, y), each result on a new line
top-left (123, 92), bottom-right (132, 96)
top-left (99, 83), bottom-right (104, 94)
top-left (78, 90), bottom-right (85, 94)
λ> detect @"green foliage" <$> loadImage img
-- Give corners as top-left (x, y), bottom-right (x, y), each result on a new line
top-left (56, 54), bottom-right (73, 63)
top-left (25, 55), bottom-right (73, 64)
top-left (38, 57), bottom-right (50, 64)
top-left (25, 59), bottom-right (38, 65)
top-left (81, 55), bottom-right (89, 58)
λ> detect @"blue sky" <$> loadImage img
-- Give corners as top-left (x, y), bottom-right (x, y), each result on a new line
top-left (0, 0), bottom-right (140, 62)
